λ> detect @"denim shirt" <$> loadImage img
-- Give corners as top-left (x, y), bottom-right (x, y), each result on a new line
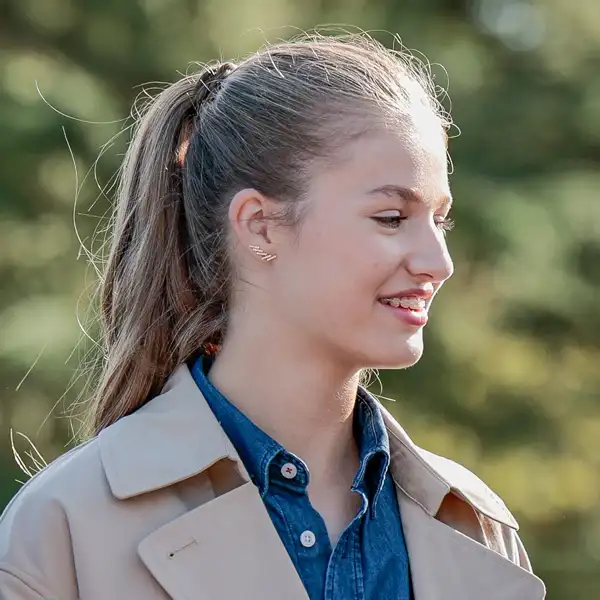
top-left (191, 356), bottom-right (412, 600)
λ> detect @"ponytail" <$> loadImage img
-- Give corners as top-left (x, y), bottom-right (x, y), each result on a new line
top-left (88, 65), bottom-right (234, 434)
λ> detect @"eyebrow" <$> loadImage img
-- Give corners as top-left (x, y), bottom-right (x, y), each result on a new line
top-left (367, 184), bottom-right (453, 211)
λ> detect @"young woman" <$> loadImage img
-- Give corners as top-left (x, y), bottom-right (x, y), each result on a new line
top-left (0, 34), bottom-right (545, 599)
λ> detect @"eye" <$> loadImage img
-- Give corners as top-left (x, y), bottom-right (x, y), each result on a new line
top-left (372, 211), bottom-right (406, 229)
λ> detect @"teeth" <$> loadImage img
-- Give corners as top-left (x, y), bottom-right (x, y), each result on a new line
top-left (400, 297), bottom-right (426, 310)
top-left (382, 297), bottom-right (426, 310)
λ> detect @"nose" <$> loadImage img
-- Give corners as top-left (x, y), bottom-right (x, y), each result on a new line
top-left (404, 224), bottom-right (454, 283)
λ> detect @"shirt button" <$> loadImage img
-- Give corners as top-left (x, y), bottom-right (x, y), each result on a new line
top-left (281, 462), bottom-right (298, 479)
top-left (300, 530), bottom-right (316, 548)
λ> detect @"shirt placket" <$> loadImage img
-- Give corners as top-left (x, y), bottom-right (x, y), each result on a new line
top-left (268, 453), bottom-right (332, 597)
top-left (324, 505), bottom-right (367, 600)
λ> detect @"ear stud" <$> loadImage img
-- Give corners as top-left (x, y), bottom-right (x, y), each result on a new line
top-left (249, 245), bottom-right (277, 262)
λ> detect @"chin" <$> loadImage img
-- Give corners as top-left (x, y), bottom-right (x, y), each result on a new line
top-left (362, 336), bottom-right (424, 370)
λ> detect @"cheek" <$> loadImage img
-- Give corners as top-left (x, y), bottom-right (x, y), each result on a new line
top-left (347, 234), bottom-right (404, 277)
top-left (314, 236), bottom-right (402, 310)
top-left (286, 208), bottom-right (402, 311)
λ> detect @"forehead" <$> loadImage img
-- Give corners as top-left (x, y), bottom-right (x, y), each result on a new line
top-left (326, 118), bottom-right (451, 205)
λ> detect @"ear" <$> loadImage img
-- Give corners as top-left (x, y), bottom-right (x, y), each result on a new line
top-left (228, 188), bottom-right (278, 253)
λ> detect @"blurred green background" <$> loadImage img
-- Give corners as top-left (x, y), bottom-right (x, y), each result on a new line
top-left (1, 0), bottom-right (599, 597)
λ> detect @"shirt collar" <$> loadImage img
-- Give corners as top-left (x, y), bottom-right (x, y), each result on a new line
top-left (191, 356), bottom-right (390, 510)
top-left (352, 387), bottom-right (391, 513)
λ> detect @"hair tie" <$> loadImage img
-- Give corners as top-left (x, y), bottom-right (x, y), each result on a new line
top-left (202, 342), bottom-right (220, 356)
top-left (175, 62), bottom-right (236, 168)
top-left (193, 62), bottom-right (236, 103)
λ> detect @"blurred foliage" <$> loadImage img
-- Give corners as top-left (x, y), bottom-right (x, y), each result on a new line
top-left (1, 0), bottom-right (599, 597)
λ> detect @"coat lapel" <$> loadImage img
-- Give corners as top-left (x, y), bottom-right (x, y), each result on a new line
top-left (397, 490), bottom-right (546, 600)
top-left (138, 481), bottom-right (310, 600)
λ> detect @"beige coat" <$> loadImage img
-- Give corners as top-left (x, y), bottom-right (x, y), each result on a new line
top-left (0, 365), bottom-right (546, 599)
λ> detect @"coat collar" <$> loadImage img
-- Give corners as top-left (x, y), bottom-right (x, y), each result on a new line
top-left (98, 364), bottom-right (248, 499)
top-left (99, 364), bottom-right (517, 530)
top-left (378, 401), bottom-right (519, 529)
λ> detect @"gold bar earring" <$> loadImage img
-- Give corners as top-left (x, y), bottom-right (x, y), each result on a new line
top-left (249, 245), bottom-right (277, 262)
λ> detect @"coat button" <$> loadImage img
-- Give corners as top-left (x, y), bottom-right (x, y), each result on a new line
top-left (300, 530), bottom-right (316, 548)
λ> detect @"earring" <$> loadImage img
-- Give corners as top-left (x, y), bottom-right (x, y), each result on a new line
top-left (249, 244), bottom-right (277, 262)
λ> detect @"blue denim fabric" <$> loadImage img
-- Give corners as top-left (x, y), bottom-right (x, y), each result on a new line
top-left (191, 356), bottom-right (412, 600)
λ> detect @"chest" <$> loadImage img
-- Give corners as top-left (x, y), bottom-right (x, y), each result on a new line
top-left (261, 471), bottom-right (411, 599)
top-left (70, 462), bottom-right (545, 600)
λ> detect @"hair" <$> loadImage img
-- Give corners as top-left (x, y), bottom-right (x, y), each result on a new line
top-left (86, 32), bottom-right (451, 435)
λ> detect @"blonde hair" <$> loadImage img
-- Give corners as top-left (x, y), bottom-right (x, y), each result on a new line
top-left (88, 33), bottom-right (451, 435)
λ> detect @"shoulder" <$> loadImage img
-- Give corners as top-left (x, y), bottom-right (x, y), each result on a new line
top-left (378, 397), bottom-right (519, 530)
top-left (414, 448), bottom-right (538, 573)
top-left (377, 398), bottom-right (534, 568)
top-left (416, 447), bottom-right (519, 529)
top-left (414, 447), bottom-right (536, 570)
top-left (0, 436), bottom-right (109, 539)
top-left (0, 438), bottom-right (105, 598)
top-left (1, 436), bottom-right (106, 522)
top-left (0, 369), bottom-right (224, 598)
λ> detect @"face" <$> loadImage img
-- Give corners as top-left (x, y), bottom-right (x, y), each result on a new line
top-left (265, 116), bottom-right (454, 371)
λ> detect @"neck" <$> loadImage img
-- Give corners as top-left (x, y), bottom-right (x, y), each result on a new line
top-left (207, 319), bottom-right (362, 483)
